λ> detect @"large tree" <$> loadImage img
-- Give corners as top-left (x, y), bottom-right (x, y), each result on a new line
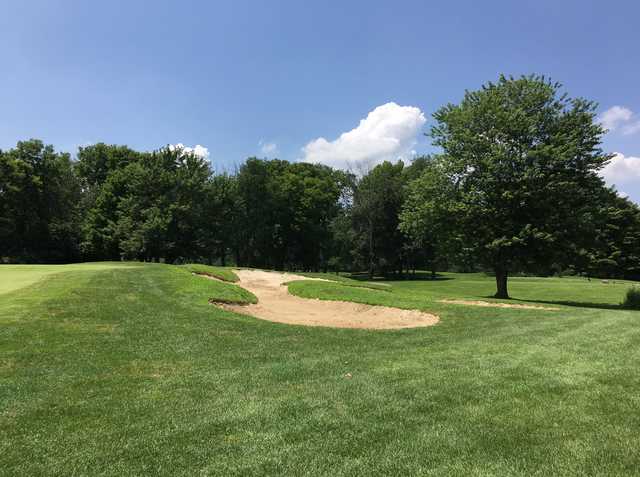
top-left (402, 75), bottom-right (610, 298)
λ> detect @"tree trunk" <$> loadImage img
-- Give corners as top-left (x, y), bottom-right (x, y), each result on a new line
top-left (494, 268), bottom-right (509, 299)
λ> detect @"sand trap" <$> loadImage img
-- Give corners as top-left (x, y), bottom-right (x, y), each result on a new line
top-left (213, 269), bottom-right (439, 329)
top-left (439, 299), bottom-right (560, 311)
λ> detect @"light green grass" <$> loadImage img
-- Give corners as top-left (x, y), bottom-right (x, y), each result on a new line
top-left (1, 264), bottom-right (639, 476)
top-left (0, 262), bottom-right (140, 295)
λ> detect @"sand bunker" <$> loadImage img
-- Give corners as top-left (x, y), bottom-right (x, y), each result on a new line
top-left (439, 299), bottom-right (560, 311)
top-left (214, 269), bottom-right (439, 329)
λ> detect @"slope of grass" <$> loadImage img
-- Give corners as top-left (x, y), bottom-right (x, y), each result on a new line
top-left (181, 263), bottom-right (239, 282)
top-left (298, 271), bottom-right (391, 291)
top-left (0, 262), bottom-right (140, 295)
top-left (1, 265), bottom-right (639, 476)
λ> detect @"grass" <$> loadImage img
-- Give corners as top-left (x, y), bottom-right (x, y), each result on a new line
top-left (297, 271), bottom-right (392, 291)
top-left (0, 262), bottom-right (139, 295)
top-left (1, 265), bottom-right (639, 475)
top-left (181, 263), bottom-right (240, 282)
top-left (622, 286), bottom-right (640, 310)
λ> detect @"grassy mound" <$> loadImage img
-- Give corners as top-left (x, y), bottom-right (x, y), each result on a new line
top-left (181, 263), bottom-right (240, 282)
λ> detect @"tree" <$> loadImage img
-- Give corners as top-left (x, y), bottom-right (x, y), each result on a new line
top-left (233, 158), bottom-right (344, 270)
top-left (400, 157), bottom-right (452, 277)
top-left (402, 75), bottom-right (610, 298)
top-left (0, 139), bottom-right (82, 262)
top-left (352, 161), bottom-right (407, 278)
top-left (586, 190), bottom-right (640, 280)
top-left (77, 144), bottom-right (142, 260)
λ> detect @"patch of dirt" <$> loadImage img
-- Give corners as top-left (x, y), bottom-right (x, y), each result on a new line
top-left (214, 269), bottom-right (439, 330)
top-left (439, 299), bottom-right (560, 311)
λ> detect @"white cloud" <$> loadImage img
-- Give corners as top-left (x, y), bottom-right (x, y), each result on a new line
top-left (601, 152), bottom-right (640, 182)
top-left (598, 106), bottom-right (640, 135)
top-left (168, 143), bottom-right (210, 160)
top-left (301, 102), bottom-right (426, 171)
top-left (599, 106), bottom-right (633, 131)
top-left (259, 140), bottom-right (278, 156)
top-left (600, 152), bottom-right (640, 202)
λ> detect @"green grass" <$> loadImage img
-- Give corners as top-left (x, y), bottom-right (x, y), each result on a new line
top-left (0, 262), bottom-right (140, 295)
top-left (181, 263), bottom-right (240, 282)
top-left (1, 265), bottom-right (639, 475)
top-left (297, 271), bottom-right (392, 291)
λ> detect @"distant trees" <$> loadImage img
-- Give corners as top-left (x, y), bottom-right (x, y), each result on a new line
top-left (0, 143), bottom-right (353, 269)
top-left (233, 158), bottom-right (347, 270)
top-left (2, 75), bottom-right (639, 287)
top-left (401, 75), bottom-right (610, 297)
top-left (0, 140), bottom-right (82, 262)
top-left (586, 191), bottom-right (640, 280)
top-left (350, 159), bottom-right (436, 278)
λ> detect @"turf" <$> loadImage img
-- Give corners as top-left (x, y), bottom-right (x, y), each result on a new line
top-left (298, 271), bottom-right (392, 291)
top-left (1, 264), bottom-right (639, 476)
top-left (0, 262), bottom-right (139, 295)
top-left (181, 263), bottom-right (240, 282)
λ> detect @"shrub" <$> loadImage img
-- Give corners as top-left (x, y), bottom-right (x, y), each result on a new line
top-left (622, 287), bottom-right (640, 309)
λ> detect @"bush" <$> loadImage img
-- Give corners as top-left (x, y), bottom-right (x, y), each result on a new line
top-left (622, 287), bottom-right (640, 309)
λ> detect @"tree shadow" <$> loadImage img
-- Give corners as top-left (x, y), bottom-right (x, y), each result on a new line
top-left (509, 297), bottom-right (628, 311)
top-left (348, 272), bottom-right (454, 282)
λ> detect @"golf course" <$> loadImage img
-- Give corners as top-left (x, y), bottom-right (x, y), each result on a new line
top-left (1, 263), bottom-right (638, 475)
top-left (3, 5), bottom-right (640, 473)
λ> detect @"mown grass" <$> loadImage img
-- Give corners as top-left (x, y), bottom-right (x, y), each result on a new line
top-left (181, 263), bottom-right (240, 282)
top-left (298, 271), bottom-right (391, 291)
top-left (1, 264), bottom-right (639, 476)
top-left (0, 262), bottom-right (140, 295)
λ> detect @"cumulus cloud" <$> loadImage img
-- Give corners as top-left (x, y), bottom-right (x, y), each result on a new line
top-left (168, 143), bottom-right (210, 160)
top-left (598, 106), bottom-right (640, 135)
top-left (301, 102), bottom-right (426, 171)
top-left (601, 152), bottom-right (640, 182)
top-left (259, 140), bottom-right (278, 156)
top-left (600, 152), bottom-right (640, 202)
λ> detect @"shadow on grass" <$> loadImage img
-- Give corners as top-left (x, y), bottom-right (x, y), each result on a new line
top-left (510, 297), bottom-right (627, 311)
top-left (348, 272), bottom-right (454, 282)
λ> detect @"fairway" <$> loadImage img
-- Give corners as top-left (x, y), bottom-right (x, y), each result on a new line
top-left (1, 263), bottom-right (639, 476)
top-left (0, 262), bottom-right (139, 295)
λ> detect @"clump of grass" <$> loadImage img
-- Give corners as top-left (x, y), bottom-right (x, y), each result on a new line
top-left (622, 287), bottom-right (640, 309)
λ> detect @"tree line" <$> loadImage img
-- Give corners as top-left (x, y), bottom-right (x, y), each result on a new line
top-left (2, 75), bottom-right (639, 297)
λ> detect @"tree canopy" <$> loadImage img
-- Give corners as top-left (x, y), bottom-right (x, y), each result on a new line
top-left (1, 75), bottom-right (639, 292)
top-left (401, 75), bottom-right (611, 297)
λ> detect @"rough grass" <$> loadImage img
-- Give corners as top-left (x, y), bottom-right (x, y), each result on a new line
top-left (622, 287), bottom-right (640, 309)
top-left (1, 265), bottom-right (639, 476)
top-left (181, 263), bottom-right (240, 282)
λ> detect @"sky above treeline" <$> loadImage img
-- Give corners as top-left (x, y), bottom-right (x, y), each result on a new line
top-left (1, 0), bottom-right (639, 202)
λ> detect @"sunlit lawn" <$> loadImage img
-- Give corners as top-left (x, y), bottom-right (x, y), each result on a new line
top-left (1, 264), bottom-right (638, 476)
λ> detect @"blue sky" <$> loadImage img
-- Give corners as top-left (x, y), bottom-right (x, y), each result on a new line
top-left (1, 0), bottom-right (639, 201)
